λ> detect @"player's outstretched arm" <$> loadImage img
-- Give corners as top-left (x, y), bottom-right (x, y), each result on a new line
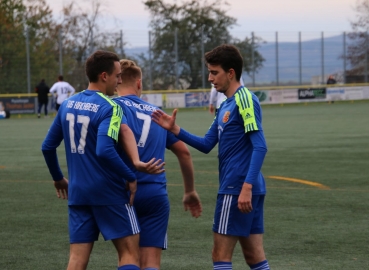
top-left (170, 141), bottom-right (202, 218)
top-left (119, 124), bottom-right (165, 174)
top-left (151, 109), bottom-right (181, 135)
top-left (54, 177), bottom-right (68, 200)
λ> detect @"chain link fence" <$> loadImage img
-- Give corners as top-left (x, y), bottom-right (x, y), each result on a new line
top-left (1, 30), bottom-right (366, 94)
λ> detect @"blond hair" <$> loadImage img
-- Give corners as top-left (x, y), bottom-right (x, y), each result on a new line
top-left (119, 59), bottom-right (142, 85)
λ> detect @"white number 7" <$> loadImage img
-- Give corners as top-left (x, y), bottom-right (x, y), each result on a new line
top-left (66, 113), bottom-right (90, 154)
top-left (136, 112), bottom-right (151, 148)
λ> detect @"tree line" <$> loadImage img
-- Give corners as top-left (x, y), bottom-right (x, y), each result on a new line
top-left (0, 0), bottom-right (367, 93)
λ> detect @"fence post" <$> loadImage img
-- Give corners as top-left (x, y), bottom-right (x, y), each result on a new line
top-left (275, 31), bottom-right (279, 86)
top-left (365, 32), bottom-right (369, 83)
top-left (148, 31), bottom-right (153, 90)
top-left (343, 32), bottom-right (346, 84)
top-left (25, 26), bottom-right (31, 94)
top-left (201, 25), bottom-right (205, 89)
top-left (120, 30), bottom-right (125, 58)
top-left (252, 32), bottom-right (255, 87)
top-left (59, 29), bottom-right (63, 76)
top-left (299, 32), bottom-right (302, 85)
top-left (321, 32), bottom-right (324, 84)
top-left (174, 28), bottom-right (179, 89)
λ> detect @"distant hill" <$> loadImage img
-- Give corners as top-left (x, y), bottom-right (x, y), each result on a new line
top-left (252, 34), bottom-right (346, 85)
top-left (126, 34), bottom-right (347, 85)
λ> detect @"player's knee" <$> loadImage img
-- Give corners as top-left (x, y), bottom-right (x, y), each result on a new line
top-left (212, 246), bottom-right (226, 261)
top-left (242, 247), bottom-right (266, 266)
top-left (68, 255), bottom-right (89, 269)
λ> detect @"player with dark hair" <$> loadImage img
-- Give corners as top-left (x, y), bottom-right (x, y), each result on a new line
top-left (152, 44), bottom-right (270, 270)
top-left (41, 50), bottom-right (163, 270)
top-left (49, 74), bottom-right (75, 111)
top-left (113, 59), bottom-right (202, 270)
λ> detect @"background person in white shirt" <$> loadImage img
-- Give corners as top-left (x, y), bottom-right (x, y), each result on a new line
top-left (49, 75), bottom-right (76, 111)
top-left (209, 76), bottom-right (244, 114)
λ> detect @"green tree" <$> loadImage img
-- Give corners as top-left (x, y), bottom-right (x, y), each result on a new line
top-left (56, 0), bottom-right (128, 90)
top-left (0, 0), bottom-right (59, 93)
top-left (346, 0), bottom-right (369, 78)
top-left (0, 0), bottom-right (26, 93)
top-left (140, 0), bottom-right (264, 90)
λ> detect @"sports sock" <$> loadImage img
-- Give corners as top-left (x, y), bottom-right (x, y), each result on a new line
top-left (117, 264), bottom-right (140, 270)
top-left (249, 260), bottom-right (270, 270)
top-left (213, 261), bottom-right (232, 270)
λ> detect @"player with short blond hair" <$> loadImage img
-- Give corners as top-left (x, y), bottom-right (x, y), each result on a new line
top-left (114, 59), bottom-right (202, 270)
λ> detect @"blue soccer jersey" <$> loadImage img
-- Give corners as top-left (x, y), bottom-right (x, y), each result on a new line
top-left (177, 86), bottom-right (267, 196)
top-left (114, 95), bottom-right (178, 249)
top-left (42, 90), bottom-right (136, 205)
top-left (113, 95), bottom-right (178, 186)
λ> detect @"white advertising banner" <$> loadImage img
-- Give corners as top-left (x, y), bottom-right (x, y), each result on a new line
top-left (327, 86), bottom-right (369, 101)
top-left (140, 94), bottom-right (163, 107)
top-left (156, 86), bottom-right (368, 109)
top-left (163, 93), bottom-right (186, 108)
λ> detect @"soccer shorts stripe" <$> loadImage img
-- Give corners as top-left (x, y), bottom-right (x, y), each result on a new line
top-left (218, 194), bottom-right (232, 234)
top-left (69, 204), bottom-right (140, 243)
top-left (126, 204), bottom-right (140, 234)
top-left (213, 194), bottom-right (265, 237)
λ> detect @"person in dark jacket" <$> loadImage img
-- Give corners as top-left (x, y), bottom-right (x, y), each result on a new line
top-left (35, 79), bottom-right (50, 118)
top-left (327, 75), bottom-right (337, 85)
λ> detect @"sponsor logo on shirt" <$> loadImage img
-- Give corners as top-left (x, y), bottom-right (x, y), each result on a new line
top-left (245, 113), bottom-right (252, 119)
top-left (222, 111), bottom-right (230, 123)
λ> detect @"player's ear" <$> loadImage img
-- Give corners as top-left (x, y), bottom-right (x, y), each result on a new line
top-left (100, 72), bottom-right (108, 82)
top-left (137, 79), bottom-right (142, 90)
top-left (228, 68), bottom-right (235, 80)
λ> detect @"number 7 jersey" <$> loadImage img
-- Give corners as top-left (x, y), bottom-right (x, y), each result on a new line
top-left (113, 95), bottom-right (179, 185)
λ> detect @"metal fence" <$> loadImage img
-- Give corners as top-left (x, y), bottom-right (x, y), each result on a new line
top-left (1, 30), bottom-right (366, 94)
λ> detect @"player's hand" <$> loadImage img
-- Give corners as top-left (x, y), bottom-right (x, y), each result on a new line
top-left (151, 109), bottom-right (180, 135)
top-left (183, 190), bottom-right (202, 218)
top-left (54, 177), bottom-right (68, 200)
top-left (126, 180), bottom-right (137, 206)
top-left (135, 158), bottom-right (165, 174)
top-left (209, 105), bottom-right (215, 114)
top-left (238, 183), bottom-right (253, 213)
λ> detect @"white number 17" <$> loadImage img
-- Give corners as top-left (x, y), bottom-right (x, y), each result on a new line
top-left (66, 113), bottom-right (90, 154)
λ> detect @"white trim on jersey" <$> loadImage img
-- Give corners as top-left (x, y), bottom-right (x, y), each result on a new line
top-left (125, 204), bottom-right (140, 234)
top-left (218, 194), bottom-right (233, 234)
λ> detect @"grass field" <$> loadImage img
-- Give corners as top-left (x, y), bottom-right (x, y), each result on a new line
top-left (1, 101), bottom-right (369, 270)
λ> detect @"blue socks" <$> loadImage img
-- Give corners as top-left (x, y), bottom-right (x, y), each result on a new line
top-left (117, 265), bottom-right (140, 270)
top-left (250, 260), bottom-right (270, 270)
top-left (213, 261), bottom-right (232, 270)
top-left (213, 260), bottom-right (269, 270)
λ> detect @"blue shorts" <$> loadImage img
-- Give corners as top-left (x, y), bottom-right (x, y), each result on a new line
top-left (213, 194), bottom-right (265, 237)
top-left (134, 183), bottom-right (169, 249)
top-left (68, 204), bottom-right (140, 243)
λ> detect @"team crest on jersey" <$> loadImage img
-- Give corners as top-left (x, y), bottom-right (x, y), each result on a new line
top-left (222, 111), bottom-right (230, 123)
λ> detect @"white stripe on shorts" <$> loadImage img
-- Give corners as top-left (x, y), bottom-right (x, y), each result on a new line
top-left (125, 204), bottom-right (140, 234)
top-left (218, 195), bottom-right (232, 234)
top-left (163, 233), bottom-right (168, 249)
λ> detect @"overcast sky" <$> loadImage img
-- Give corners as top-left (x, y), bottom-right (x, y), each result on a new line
top-left (45, 0), bottom-right (358, 47)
